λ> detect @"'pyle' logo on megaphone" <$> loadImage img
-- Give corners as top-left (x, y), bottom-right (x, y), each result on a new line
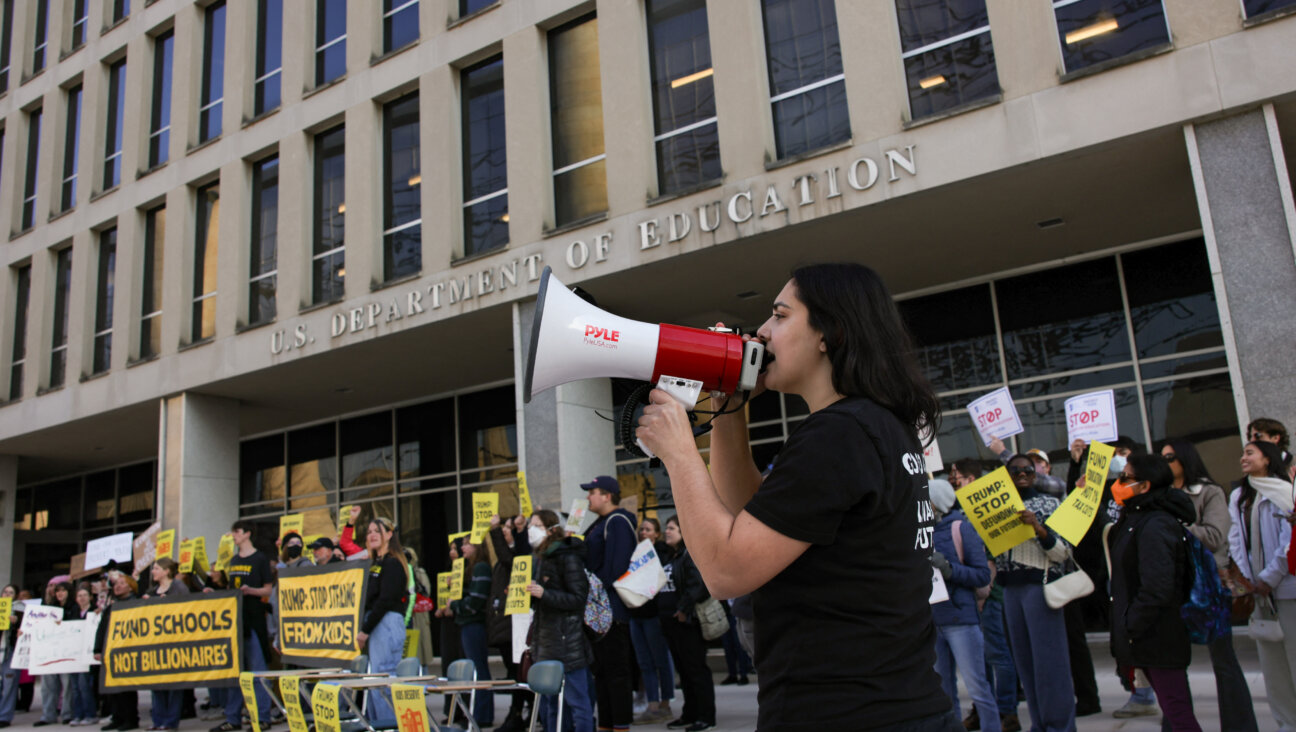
top-left (583, 325), bottom-right (621, 345)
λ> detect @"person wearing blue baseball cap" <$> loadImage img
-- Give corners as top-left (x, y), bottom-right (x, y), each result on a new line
top-left (581, 476), bottom-right (638, 732)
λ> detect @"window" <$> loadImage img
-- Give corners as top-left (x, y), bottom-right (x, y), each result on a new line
top-left (761, 0), bottom-right (850, 158)
top-left (21, 108), bottom-right (41, 231)
top-left (149, 31), bottom-right (173, 168)
top-left (646, 0), bottom-right (720, 195)
top-left (316, 0), bottom-right (346, 86)
top-left (1053, 0), bottom-right (1170, 74)
top-left (61, 85), bottom-right (82, 211)
top-left (0, 0), bottom-right (12, 93)
top-left (200, 2), bottom-right (226, 143)
top-left (140, 206), bottom-right (165, 359)
top-left (460, 0), bottom-right (494, 16)
top-left (313, 126), bottom-right (345, 304)
top-left (249, 156), bottom-right (278, 325)
top-left (103, 59), bottom-right (125, 189)
top-left (462, 57), bottom-right (508, 256)
top-left (192, 183), bottom-right (220, 342)
top-left (1244, 0), bottom-right (1296, 18)
top-left (93, 228), bottom-right (116, 374)
top-left (71, 0), bottom-right (88, 50)
top-left (549, 16), bottom-right (607, 225)
top-left (9, 265), bottom-right (30, 400)
top-left (895, 0), bottom-right (998, 120)
top-left (49, 247), bottom-right (72, 388)
top-left (255, 0), bottom-right (283, 115)
top-left (383, 94), bottom-right (420, 281)
top-left (383, 0), bottom-right (418, 53)
top-left (111, 0), bottom-right (129, 24)
top-left (32, 0), bottom-right (48, 73)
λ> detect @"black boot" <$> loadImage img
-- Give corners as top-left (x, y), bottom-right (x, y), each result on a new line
top-left (495, 707), bottom-right (527, 732)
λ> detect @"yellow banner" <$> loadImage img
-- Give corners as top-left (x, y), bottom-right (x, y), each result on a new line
top-left (447, 531), bottom-right (470, 547)
top-left (280, 514), bottom-right (305, 541)
top-left (275, 563), bottom-right (369, 667)
top-left (215, 535), bottom-right (235, 572)
top-left (448, 558), bottom-right (465, 601)
top-left (192, 537), bottom-right (209, 573)
top-left (955, 467), bottom-right (1035, 556)
top-left (338, 507), bottom-right (355, 535)
top-left (435, 572), bottom-right (451, 609)
top-left (403, 628), bottom-right (420, 660)
top-left (393, 683), bottom-right (431, 732)
top-left (178, 540), bottom-right (196, 574)
top-left (102, 591), bottom-right (242, 692)
top-left (239, 672), bottom-right (261, 732)
top-left (0, 598), bottom-right (10, 631)
top-left (155, 530), bottom-right (176, 561)
top-left (1046, 441), bottom-right (1116, 546)
top-left (311, 683), bottom-right (342, 732)
top-left (505, 556), bottom-right (532, 616)
top-left (517, 472), bottom-right (532, 518)
top-left (278, 676), bottom-right (309, 732)
top-left (470, 493), bottom-right (498, 543)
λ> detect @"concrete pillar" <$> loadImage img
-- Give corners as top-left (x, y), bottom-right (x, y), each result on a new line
top-left (706, 0), bottom-right (775, 178)
top-left (598, 0), bottom-right (655, 210)
top-left (278, 131), bottom-right (309, 312)
top-left (513, 300), bottom-right (615, 513)
top-left (1185, 105), bottom-right (1296, 435)
top-left (64, 228), bottom-right (92, 382)
top-left (344, 100), bottom-right (382, 294)
top-left (503, 27), bottom-right (548, 241)
top-left (422, 64), bottom-right (459, 262)
top-left (161, 393), bottom-right (240, 548)
top-left (0, 456), bottom-right (17, 586)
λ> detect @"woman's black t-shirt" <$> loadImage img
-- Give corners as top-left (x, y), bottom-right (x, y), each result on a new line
top-left (743, 396), bottom-right (947, 731)
top-left (363, 554), bottom-right (410, 633)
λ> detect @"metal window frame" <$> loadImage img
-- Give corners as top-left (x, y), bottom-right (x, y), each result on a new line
top-left (1051, 0), bottom-right (1173, 75)
top-left (899, 25), bottom-right (992, 60)
top-left (463, 187), bottom-right (508, 208)
top-left (553, 153), bottom-right (605, 178)
top-left (653, 117), bottom-right (717, 143)
top-left (768, 73), bottom-right (845, 105)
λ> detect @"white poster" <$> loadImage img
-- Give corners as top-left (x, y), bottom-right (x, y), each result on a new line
top-left (921, 433), bottom-right (944, 474)
top-left (86, 531), bottom-right (134, 569)
top-left (1064, 390), bottom-right (1119, 445)
top-left (29, 618), bottom-right (94, 674)
top-left (10, 604), bottom-right (63, 670)
top-left (565, 499), bottom-right (589, 532)
top-left (966, 387), bottom-right (1024, 445)
top-left (510, 611), bottom-right (533, 664)
top-left (929, 567), bottom-right (949, 605)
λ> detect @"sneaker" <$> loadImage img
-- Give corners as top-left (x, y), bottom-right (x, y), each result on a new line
top-left (684, 723), bottom-right (714, 732)
top-left (963, 707), bottom-right (980, 731)
top-left (666, 719), bottom-right (693, 730)
top-left (210, 723), bottom-right (241, 732)
top-left (1001, 714), bottom-right (1021, 732)
top-left (736, 676), bottom-right (749, 686)
top-left (1111, 701), bottom-right (1158, 719)
top-left (718, 676), bottom-right (738, 686)
top-left (200, 711), bottom-right (225, 722)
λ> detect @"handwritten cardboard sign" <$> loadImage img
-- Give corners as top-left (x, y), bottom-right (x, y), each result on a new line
top-left (86, 532), bottom-right (134, 569)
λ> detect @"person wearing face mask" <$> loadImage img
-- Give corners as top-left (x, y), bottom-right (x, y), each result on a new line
top-left (527, 509), bottom-right (595, 732)
top-left (277, 532), bottom-right (311, 569)
top-left (486, 514), bottom-right (534, 732)
top-left (1228, 440), bottom-right (1296, 729)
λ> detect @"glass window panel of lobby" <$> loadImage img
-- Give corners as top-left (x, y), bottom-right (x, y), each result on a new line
top-left (462, 56), bottom-right (508, 257)
top-left (240, 434), bottom-right (287, 510)
top-left (149, 30), bottom-right (174, 168)
top-left (384, 0), bottom-right (419, 54)
top-left (761, 0), bottom-right (850, 159)
top-left (140, 206), bottom-right (165, 359)
top-left (647, 0), bottom-right (721, 195)
top-left (249, 155), bottom-right (279, 326)
top-left (316, 0), bottom-right (346, 86)
top-left (61, 84), bottom-right (82, 211)
top-left (1053, 0), bottom-right (1170, 75)
top-left (895, 0), bottom-right (998, 121)
top-left (255, 0), bottom-right (283, 115)
top-left (342, 411), bottom-right (395, 502)
top-left (10, 264), bottom-right (31, 401)
top-left (289, 423), bottom-right (337, 511)
top-left (93, 228), bottom-right (117, 374)
top-left (192, 183), bottom-right (220, 342)
top-left (199, 1), bottom-right (227, 143)
top-left (49, 247), bottom-right (72, 389)
top-left (384, 93), bottom-right (421, 282)
top-left (457, 385), bottom-right (517, 486)
top-left (550, 15), bottom-right (607, 226)
top-left (313, 125), bottom-right (346, 304)
top-left (22, 108), bottom-right (42, 231)
top-left (103, 58), bottom-right (126, 189)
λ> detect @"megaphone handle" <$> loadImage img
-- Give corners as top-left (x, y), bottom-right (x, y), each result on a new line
top-left (635, 376), bottom-right (705, 459)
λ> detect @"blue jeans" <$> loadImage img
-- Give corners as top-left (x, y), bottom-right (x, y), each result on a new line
top-left (70, 672), bottom-right (96, 720)
top-left (151, 690), bottom-right (183, 728)
top-left (459, 622), bottom-right (494, 726)
top-left (365, 612), bottom-right (406, 723)
top-left (980, 595), bottom-right (1017, 718)
top-left (628, 617), bottom-right (674, 703)
top-left (540, 667), bottom-right (594, 732)
top-left (0, 646), bottom-right (18, 723)
top-left (935, 624), bottom-right (1001, 732)
top-left (1003, 584), bottom-right (1075, 732)
top-left (226, 631), bottom-right (272, 726)
top-left (720, 618), bottom-right (751, 677)
top-left (40, 673), bottom-right (69, 722)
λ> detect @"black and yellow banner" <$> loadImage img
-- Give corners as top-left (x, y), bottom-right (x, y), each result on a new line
top-left (276, 562), bottom-right (369, 668)
top-left (101, 591), bottom-right (243, 692)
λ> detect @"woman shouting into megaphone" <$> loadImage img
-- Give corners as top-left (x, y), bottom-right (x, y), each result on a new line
top-left (635, 263), bottom-right (958, 732)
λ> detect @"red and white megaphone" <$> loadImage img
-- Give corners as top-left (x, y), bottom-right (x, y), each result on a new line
top-left (524, 267), bottom-right (766, 413)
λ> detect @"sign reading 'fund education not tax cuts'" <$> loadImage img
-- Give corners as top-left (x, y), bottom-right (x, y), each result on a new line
top-left (955, 467), bottom-right (1036, 557)
top-left (1047, 441), bottom-right (1117, 546)
top-left (275, 563), bottom-right (370, 668)
top-left (101, 591), bottom-right (243, 693)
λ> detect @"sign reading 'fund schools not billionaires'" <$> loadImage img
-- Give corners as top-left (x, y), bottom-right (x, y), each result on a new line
top-left (276, 562), bottom-right (370, 668)
top-left (101, 591), bottom-right (243, 692)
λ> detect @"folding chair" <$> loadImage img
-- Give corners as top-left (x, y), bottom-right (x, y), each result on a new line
top-left (445, 659), bottom-right (476, 728)
top-left (394, 656), bottom-right (422, 678)
top-left (525, 661), bottom-right (564, 732)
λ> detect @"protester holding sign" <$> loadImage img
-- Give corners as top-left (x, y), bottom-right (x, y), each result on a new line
top-left (0, 585), bottom-right (21, 728)
top-left (93, 573), bottom-right (140, 732)
top-left (140, 559), bottom-right (190, 731)
top-left (68, 587), bottom-right (98, 728)
top-left (527, 509), bottom-right (595, 732)
top-left (446, 538), bottom-right (494, 728)
top-left (629, 518), bottom-right (675, 725)
top-left (215, 521), bottom-right (273, 732)
top-left (357, 517), bottom-right (412, 724)
top-left (35, 581), bottom-right (75, 727)
top-left (657, 516), bottom-right (716, 732)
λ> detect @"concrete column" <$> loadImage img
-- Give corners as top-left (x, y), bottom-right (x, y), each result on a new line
top-left (216, 157), bottom-right (247, 332)
top-left (502, 28), bottom-right (548, 241)
top-left (344, 101), bottom-right (381, 295)
top-left (706, 0), bottom-right (775, 178)
top-left (159, 185), bottom-right (189, 354)
top-left (598, 0), bottom-right (655, 210)
top-left (64, 228), bottom-right (92, 382)
top-left (422, 65), bottom-right (459, 263)
top-left (112, 207), bottom-right (142, 370)
top-left (25, 246), bottom-right (52, 397)
top-left (225, 0), bottom-right (253, 131)
top-left (280, 0), bottom-right (307, 107)
top-left (0, 456), bottom-right (17, 586)
top-left (513, 300), bottom-right (615, 513)
top-left (0, 109), bottom-right (17, 238)
top-left (836, 2), bottom-right (906, 144)
top-left (278, 131), bottom-right (309, 312)
top-left (1186, 105), bottom-right (1296, 436)
top-left (161, 393), bottom-right (240, 548)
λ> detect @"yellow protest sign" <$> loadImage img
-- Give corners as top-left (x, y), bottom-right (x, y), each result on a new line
top-left (403, 629), bottom-right (420, 660)
top-left (102, 591), bottom-right (242, 692)
top-left (178, 540), bottom-right (196, 574)
top-left (447, 531), bottom-right (470, 547)
top-left (517, 472), bottom-right (532, 518)
top-left (505, 556), bottom-right (532, 616)
top-left (311, 682), bottom-right (342, 732)
top-left (155, 529), bottom-right (176, 561)
top-left (278, 676), bottom-right (309, 732)
top-left (955, 467), bottom-right (1035, 556)
top-left (447, 558), bottom-right (465, 601)
top-left (280, 514), bottom-right (305, 541)
top-left (1046, 441), bottom-right (1116, 545)
top-left (275, 563), bottom-right (369, 667)
top-left (470, 493), bottom-right (498, 543)
top-left (215, 534), bottom-right (235, 572)
top-left (338, 506), bottom-right (355, 534)
top-left (192, 537), bottom-right (209, 572)
top-left (0, 598), bottom-right (11, 630)
top-left (240, 672), bottom-right (261, 732)
top-left (435, 572), bottom-right (451, 609)
top-left (393, 683), bottom-right (431, 732)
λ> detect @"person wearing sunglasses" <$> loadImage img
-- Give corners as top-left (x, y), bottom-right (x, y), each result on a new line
top-left (1160, 439), bottom-right (1258, 731)
top-left (1107, 454), bottom-right (1203, 730)
top-left (1228, 440), bottom-right (1296, 730)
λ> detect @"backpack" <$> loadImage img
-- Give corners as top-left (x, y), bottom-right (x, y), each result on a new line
top-left (1179, 528), bottom-right (1232, 645)
top-left (951, 519), bottom-right (995, 605)
top-left (584, 569), bottom-right (613, 638)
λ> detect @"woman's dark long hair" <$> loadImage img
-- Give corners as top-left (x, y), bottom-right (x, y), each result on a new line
top-left (1161, 439), bottom-right (1216, 488)
top-left (1127, 454), bottom-right (1174, 492)
top-left (533, 509), bottom-right (566, 556)
top-left (791, 263), bottom-right (940, 441)
top-left (368, 518), bottom-right (411, 578)
top-left (1237, 441), bottom-right (1289, 514)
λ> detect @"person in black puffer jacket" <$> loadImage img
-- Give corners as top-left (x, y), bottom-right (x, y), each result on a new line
top-left (527, 510), bottom-right (594, 732)
top-left (659, 515), bottom-right (716, 732)
top-left (1108, 454), bottom-right (1201, 731)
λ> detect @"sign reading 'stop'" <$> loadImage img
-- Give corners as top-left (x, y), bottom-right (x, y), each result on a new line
top-left (101, 591), bottom-right (243, 692)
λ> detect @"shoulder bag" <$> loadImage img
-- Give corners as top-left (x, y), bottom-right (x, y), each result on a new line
top-left (695, 596), bottom-right (730, 641)
top-left (1044, 551), bottom-right (1094, 610)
